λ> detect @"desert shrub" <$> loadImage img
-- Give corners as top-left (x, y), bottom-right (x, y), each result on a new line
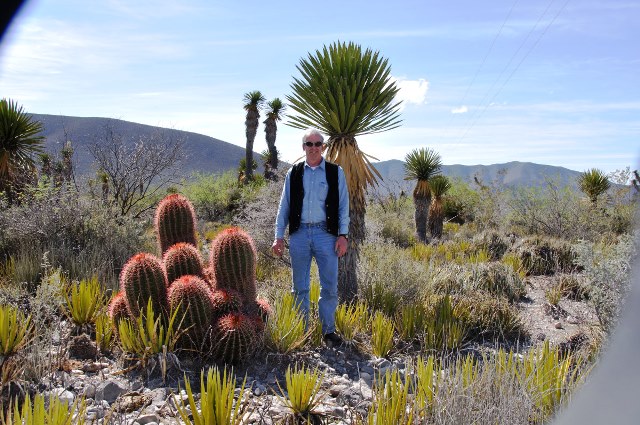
top-left (472, 229), bottom-right (510, 260)
top-left (367, 193), bottom-right (415, 247)
top-left (442, 178), bottom-right (480, 224)
top-left (181, 171), bottom-right (263, 222)
top-left (430, 262), bottom-right (525, 302)
top-left (469, 262), bottom-right (526, 302)
top-left (556, 273), bottom-right (589, 301)
top-left (510, 236), bottom-right (577, 276)
top-left (574, 234), bottom-right (636, 333)
top-left (0, 185), bottom-right (148, 289)
top-left (358, 240), bottom-right (430, 313)
top-left (457, 293), bottom-right (526, 342)
top-left (423, 294), bottom-right (469, 351)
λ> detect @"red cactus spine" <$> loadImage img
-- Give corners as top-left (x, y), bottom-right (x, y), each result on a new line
top-left (155, 194), bottom-right (198, 255)
top-left (209, 227), bottom-right (257, 304)
top-left (120, 253), bottom-right (169, 321)
top-left (163, 242), bottom-right (205, 285)
top-left (108, 292), bottom-right (131, 326)
top-left (210, 312), bottom-right (257, 365)
top-left (168, 275), bottom-right (216, 349)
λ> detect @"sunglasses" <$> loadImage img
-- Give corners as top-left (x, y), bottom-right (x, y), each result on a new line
top-left (304, 141), bottom-right (323, 147)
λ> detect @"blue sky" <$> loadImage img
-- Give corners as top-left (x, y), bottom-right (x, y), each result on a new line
top-left (1, 0), bottom-right (638, 174)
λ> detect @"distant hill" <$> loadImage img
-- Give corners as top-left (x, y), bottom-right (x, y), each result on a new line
top-left (371, 159), bottom-right (584, 194)
top-left (32, 113), bottom-right (584, 190)
top-left (32, 113), bottom-right (253, 179)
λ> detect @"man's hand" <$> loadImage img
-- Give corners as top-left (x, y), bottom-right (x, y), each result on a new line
top-left (335, 235), bottom-right (348, 258)
top-left (272, 238), bottom-right (285, 257)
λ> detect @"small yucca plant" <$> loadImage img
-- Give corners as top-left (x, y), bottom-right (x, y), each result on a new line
top-left (177, 367), bottom-right (247, 425)
top-left (413, 355), bottom-right (440, 417)
top-left (368, 369), bottom-right (414, 425)
top-left (2, 393), bottom-right (86, 425)
top-left (371, 312), bottom-right (395, 358)
top-left (0, 304), bottom-right (32, 356)
top-left (335, 302), bottom-right (367, 343)
top-left (63, 276), bottom-right (107, 326)
top-left (95, 313), bottom-right (114, 353)
top-left (118, 299), bottom-right (180, 363)
top-left (395, 303), bottom-right (427, 341)
top-left (266, 293), bottom-right (307, 353)
top-left (277, 364), bottom-right (325, 421)
top-left (423, 295), bottom-right (467, 351)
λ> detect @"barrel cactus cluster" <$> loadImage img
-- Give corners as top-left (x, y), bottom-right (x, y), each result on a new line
top-left (108, 193), bottom-right (269, 364)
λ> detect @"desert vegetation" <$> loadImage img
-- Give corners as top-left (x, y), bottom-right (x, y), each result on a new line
top-left (0, 139), bottom-right (636, 423)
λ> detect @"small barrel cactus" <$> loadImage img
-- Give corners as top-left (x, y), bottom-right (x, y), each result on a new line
top-left (210, 288), bottom-right (243, 318)
top-left (120, 253), bottom-right (169, 321)
top-left (108, 292), bottom-right (131, 326)
top-left (163, 242), bottom-right (205, 285)
top-left (168, 275), bottom-right (216, 350)
top-left (155, 194), bottom-right (198, 255)
top-left (209, 227), bottom-right (257, 304)
top-left (210, 312), bottom-right (257, 365)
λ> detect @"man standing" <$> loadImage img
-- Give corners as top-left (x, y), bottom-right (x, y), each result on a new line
top-left (272, 128), bottom-right (350, 347)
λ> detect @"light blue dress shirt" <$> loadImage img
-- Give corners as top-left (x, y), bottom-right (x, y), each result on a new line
top-left (275, 158), bottom-right (350, 239)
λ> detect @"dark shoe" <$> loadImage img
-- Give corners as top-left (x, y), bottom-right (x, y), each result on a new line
top-left (323, 332), bottom-right (343, 348)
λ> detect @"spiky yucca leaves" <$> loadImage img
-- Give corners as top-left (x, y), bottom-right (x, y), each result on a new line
top-left (371, 312), bottom-right (395, 358)
top-left (95, 313), bottom-right (114, 353)
top-left (2, 393), bottom-right (87, 425)
top-left (209, 227), bottom-right (257, 304)
top-left (0, 98), bottom-right (45, 199)
top-left (163, 242), bottom-right (205, 285)
top-left (108, 292), bottom-right (131, 327)
top-left (578, 168), bottom-right (611, 205)
top-left (287, 40), bottom-right (402, 301)
top-left (177, 367), bottom-right (247, 425)
top-left (368, 369), bottom-right (414, 425)
top-left (120, 253), bottom-right (169, 321)
top-left (427, 175), bottom-right (452, 239)
top-left (404, 148), bottom-right (442, 243)
top-left (211, 312), bottom-right (257, 365)
top-left (168, 275), bottom-right (217, 350)
top-left (0, 304), bottom-right (32, 356)
top-left (266, 293), bottom-right (307, 354)
top-left (63, 276), bottom-right (107, 327)
top-left (155, 193), bottom-right (198, 254)
top-left (277, 364), bottom-right (325, 422)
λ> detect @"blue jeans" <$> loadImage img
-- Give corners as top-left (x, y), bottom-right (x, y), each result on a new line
top-left (289, 223), bottom-right (338, 334)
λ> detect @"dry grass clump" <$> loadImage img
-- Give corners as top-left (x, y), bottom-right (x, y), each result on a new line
top-left (471, 229), bottom-right (511, 260)
top-left (429, 262), bottom-right (525, 302)
top-left (510, 236), bottom-right (577, 276)
top-left (456, 292), bottom-right (527, 342)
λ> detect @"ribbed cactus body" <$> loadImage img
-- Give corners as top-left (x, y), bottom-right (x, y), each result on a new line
top-left (254, 298), bottom-right (272, 323)
top-left (163, 242), bottom-right (205, 285)
top-left (209, 227), bottom-right (257, 304)
top-left (168, 275), bottom-right (216, 349)
top-left (210, 288), bottom-right (243, 318)
top-left (155, 194), bottom-right (198, 255)
top-left (108, 292), bottom-right (131, 326)
top-left (211, 312), bottom-right (257, 365)
top-left (120, 253), bottom-right (168, 321)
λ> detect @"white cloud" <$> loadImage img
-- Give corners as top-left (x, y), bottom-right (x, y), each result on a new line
top-left (392, 77), bottom-right (429, 109)
top-left (451, 105), bottom-right (468, 114)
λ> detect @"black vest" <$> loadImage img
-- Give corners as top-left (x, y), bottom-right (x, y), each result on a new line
top-left (289, 161), bottom-right (340, 236)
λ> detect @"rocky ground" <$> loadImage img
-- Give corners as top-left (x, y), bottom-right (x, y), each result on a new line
top-left (21, 275), bottom-right (598, 425)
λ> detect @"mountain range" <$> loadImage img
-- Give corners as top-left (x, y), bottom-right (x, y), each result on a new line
top-left (33, 113), bottom-right (583, 189)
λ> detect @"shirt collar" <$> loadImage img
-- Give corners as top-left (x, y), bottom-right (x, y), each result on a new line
top-left (304, 158), bottom-right (325, 170)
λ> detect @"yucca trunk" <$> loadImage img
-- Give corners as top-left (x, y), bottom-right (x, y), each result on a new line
top-left (264, 120), bottom-right (279, 172)
top-left (245, 111), bottom-right (259, 182)
top-left (414, 194), bottom-right (430, 243)
top-left (325, 136), bottom-right (381, 303)
top-left (428, 199), bottom-right (444, 238)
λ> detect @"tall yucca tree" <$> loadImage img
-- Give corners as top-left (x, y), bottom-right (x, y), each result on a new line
top-left (243, 91), bottom-right (265, 183)
top-left (578, 168), bottom-right (610, 205)
top-left (263, 98), bottom-right (285, 178)
top-left (427, 175), bottom-right (452, 239)
top-left (287, 41), bottom-right (402, 301)
top-left (0, 98), bottom-right (45, 202)
top-left (404, 148), bottom-right (442, 243)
